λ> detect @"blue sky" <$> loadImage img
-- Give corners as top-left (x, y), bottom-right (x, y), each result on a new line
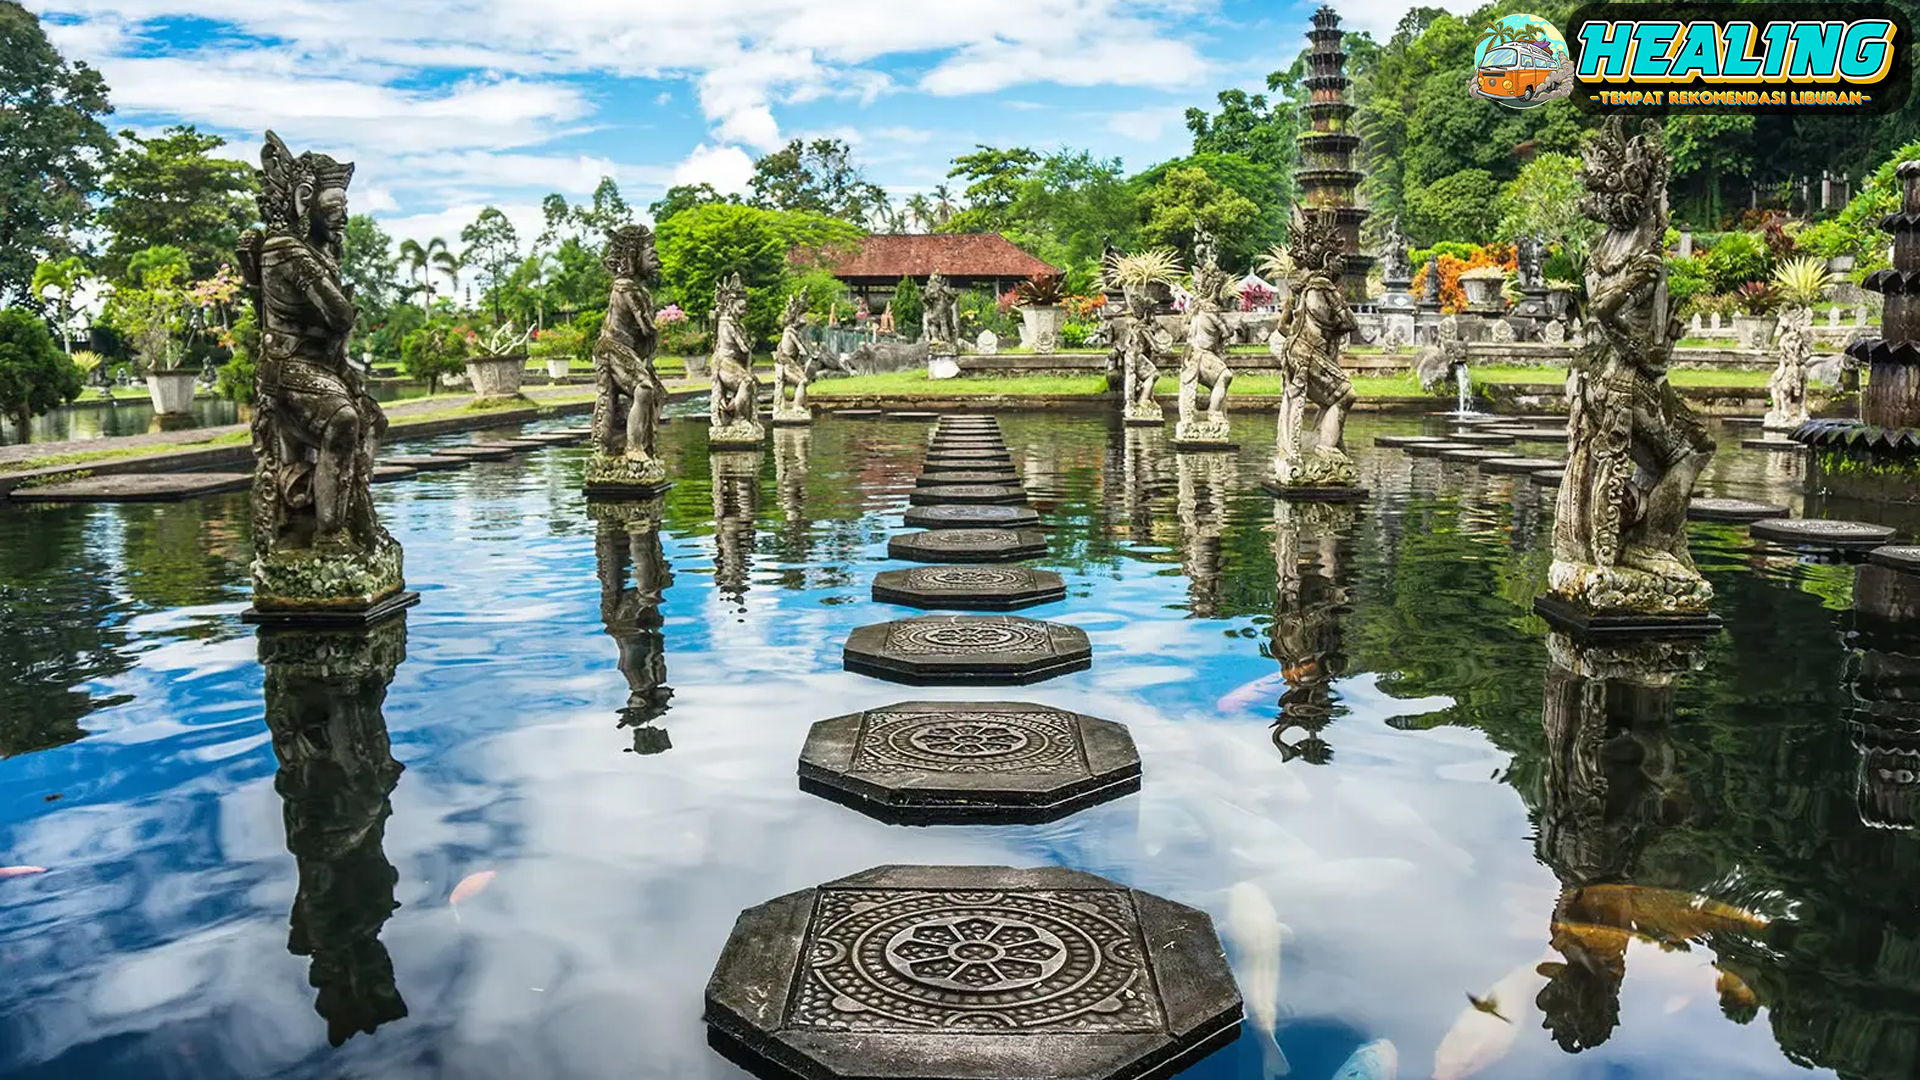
top-left (27, 0), bottom-right (1473, 248)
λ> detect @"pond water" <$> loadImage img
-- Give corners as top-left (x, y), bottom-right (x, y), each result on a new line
top-left (2, 384), bottom-right (432, 447)
top-left (0, 412), bottom-right (1911, 1080)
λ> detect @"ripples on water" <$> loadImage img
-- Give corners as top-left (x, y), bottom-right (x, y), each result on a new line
top-left (0, 412), bottom-right (1911, 1080)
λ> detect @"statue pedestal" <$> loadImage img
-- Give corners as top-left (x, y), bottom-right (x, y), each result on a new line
top-left (709, 419), bottom-right (766, 449)
top-left (927, 353), bottom-right (961, 380)
top-left (1124, 402), bottom-right (1166, 427)
top-left (1532, 594), bottom-right (1721, 640)
top-left (244, 589), bottom-right (419, 628)
top-left (771, 405), bottom-right (813, 426)
top-left (1172, 419), bottom-right (1234, 451)
top-left (1263, 481), bottom-right (1368, 502)
top-left (584, 451), bottom-right (674, 498)
top-left (245, 531), bottom-right (413, 627)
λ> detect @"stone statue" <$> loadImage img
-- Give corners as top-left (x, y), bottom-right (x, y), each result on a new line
top-left (1120, 286), bottom-right (1170, 425)
top-left (585, 225), bottom-right (669, 495)
top-left (771, 293), bottom-right (814, 425)
top-left (1269, 207), bottom-right (1361, 492)
top-left (921, 272), bottom-right (961, 349)
top-left (1548, 117), bottom-right (1716, 623)
top-left (1421, 258), bottom-right (1443, 307)
top-left (237, 131), bottom-right (407, 621)
top-left (707, 273), bottom-right (764, 447)
top-left (1764, 305), bottom-right (1813, 431)
top-left (1380, 219), bottom-right (1413, 288)
top-left (1175, 241), bottom-right (1236, 446)
top-left (591, 500), bottom-right (674, 754)
top-left (1517, 234), bottom-right (1546, 291)
top-left (1413, 316), bottom-right (1469, 392)
top-left (259, 621), bottom-right (409, 1045)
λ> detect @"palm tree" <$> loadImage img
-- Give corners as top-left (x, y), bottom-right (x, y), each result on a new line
top-left (430, 243), bottom-right (462, 308)
top-left (30, 256), bottom-right (90, 353)
top-left (397, 239), bottom-right (430, 307)
top-left (931, 184), bottom-right (957, 228)
top-left (906, 194), bottom-right (934, 234)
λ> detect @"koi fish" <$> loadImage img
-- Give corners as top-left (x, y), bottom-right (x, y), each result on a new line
top-left (451, 870), bottom-right (496, 907)
top-left (0, 866), bottom-right (47, 879)
top-left (1224, 880), bottom-right (1291, 1077)
top-left (1333, 1039), bottom-right (1398, 1080)
top-left (1217, 671), bottom-right (1289, 714)
top-left (1433, 958), bottom-right (1549, 1080)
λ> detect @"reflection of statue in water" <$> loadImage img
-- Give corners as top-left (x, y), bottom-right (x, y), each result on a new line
top-left (707, 273), bottom-right (764, 448)
top-left (711, 451), bottom-right (761, 609)
top-left (1269, 501), bottom-right (1355, 764)
top-left (1269, 207), bottom-right (1361, 492)
top-left (1121, 427), bottom-right (1162, 541)
top-left (774, 428), bottom-right (812, 566)
top-left (772, 293), bottom-right (814, 425)
top-left (1175, 235), bottom-right (1236, 446)
top-left (1764, 305), bottom-right (1813, 432)
top-left (585, 225), bottom-right (670, 495)
top-left (591, 501), bottom-right (674, 754)
top-left (238, 131), bottom-right (406, 618)
top-left (259, 620), bottom-right (409, 1045)
top-left (1120, 286), bottom-right (1171, 425)
top-left (1174, 451), bottom-right (1233, 616)
top-left (1548, 118), bottom-right (1716, 623)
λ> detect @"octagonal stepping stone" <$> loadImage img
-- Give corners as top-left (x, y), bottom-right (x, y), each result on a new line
top-left (917, 470), bottom-right (1020, 488)
top-left (8, 471), bottom-right (253, 503)
top-left (1445, 415), bottom-right (1506, 426)
top-left (836, 409), bottom-right (884, 418)
top-left (1531, 469), bottom-right (1564, 487)
top-left (1486, 426), bottom-right (1567, 442)
top-left (432, 444), bottom-right (516, 462)
top-left (1741, 436), bottom-right (1804, 452)
top-left (1480, 456), bottom-right (1564, 474)
top-left (889, 529), bottom-right (1047, 563)
top-left (1750, 517), bottom-right (1897, 552)
top-left (521, 430), bottom-right (586, 446)
top-left (926, 448), bottom-right (1013, 463)
top-left (924, 457), bottom-right (1016, 474)
top-left (1439, 448), bottom-right (1511, 463)
top-left (886, 411), bottom-right (941, 421)
top-left (930, 436), bottom-right (1007, 447)
top-left (929, 445), bottom-right (1010, 457)
top-left (1689, 497), bottom-right (1789, 523)
top-left (903, 504), bottom-right (1041, 530)
top-left (1404, 441), bottom-right (1472, 458)
top-left (484, 438), bottom-right (549, 452)
top-left (799, 701), bottom-right (1141, 824)
top-left (371, 463), bottom-right (418, 483)
top-left (1374, 435), bottom-right (1451, 448)
top-left (704, 864), bottom-right (1240, 1080)
top-left (937, 421), bottom-right (1000, 432)
top-left (1720, 416), bottom-right (1766, 427)
top-left (872, 565), bottom-right (1067, 611)
top-left (1871, 545), bottom-right (1920, 573)
top-left (843, 615), bottom-right (1090, 684)
top-left (909, 485), bottom-right (1026, 506)
top-left (1447, 432), bottom-right (1518, 446)
top-left (381, 453), bottom-right (469, 472)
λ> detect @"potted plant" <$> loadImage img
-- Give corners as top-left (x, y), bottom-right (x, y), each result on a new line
top-left (464, 322), bottom-right (533, 399)
top-left (1457, 266), bottom-right (1509, 311)
top-left (1014, 273), bottom-right (1070, 352)
top-left (530, 322), bottom-right (585, 381)
top-left (1544, 278), bottom-right (1579, 321)
top-left (1731, 282), bottom-right (1780, 350)
top-left (1771, 256), bottom-right (1832, 309)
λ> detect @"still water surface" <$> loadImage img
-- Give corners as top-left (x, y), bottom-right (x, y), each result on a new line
top-left (0, 413), bottom-right (1909, 1080)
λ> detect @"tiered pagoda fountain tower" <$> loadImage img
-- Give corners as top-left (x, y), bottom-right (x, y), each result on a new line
top-left (1299, 5), bottom-right (1372, 305)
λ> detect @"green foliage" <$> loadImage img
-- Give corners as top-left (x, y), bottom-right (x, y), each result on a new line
top-left (785, 267), bottom-right (847, 321)
top-left (1407, 168), bottom-right (1501, 244)
top-left (1702, 232), bottom-right (1771, 293)
top-left (529, 321), bottom-right (587, 362)
top-left (1772, 256), bottom-right (1833, 307)
top-left (1666, 255), bottom-right (1708, 316)
top-left (98, 126), bottom-right (257, 280)
top-left (101, 251), bottom-right (189, 374)
top-left (0, 3), bottom-right (113, 307)
top-left (1134, 162), bottom-right (1264, 268)
top-left (341, 215), bottom-right (399, 332)
top-left (749, 138), bottom-right (888, 223)
top-left (0, 307), bottom-right (81, 439)
top-left (648, 183), bottom-right (732, 225)
top-left (461, 206), bottom-right (521, 319)
top-left (958, 289), bottom-right (1018, 341)
top-left (215, 305), bottom-right (258, 403)
top-left (1495, 153), bottom-right (1597, 252)
top-left (361, 302), bottom-right (424, 366)
top-left (401, 318), bottom-right (476, 392)
top-left (1185, 86), bottom-right (1298, 176)
top-left (655, 202), bottom-right (786, 328)
top-left (1796, 139), bottom-right (1920, 268)
top-left (1060, 321), bottom-right (1095, 349)
top-left (1410, 241), bottom-right (1478, 269)
top-left (944, 146), bottom-right (1045, 231)
top-left (891, 276), bottom-right (924, 338)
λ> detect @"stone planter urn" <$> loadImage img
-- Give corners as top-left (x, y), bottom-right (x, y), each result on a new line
top-left (1731, 313), bottom-right (1777, 352)
top-left (145, 369), bottom-right (198, 416)
top-left (1459, 274), bottom-right (1507, 311)
top-left (1020, 304), bottom-right (1067, 353)
top-left (545, 357), bottom-right (572, 381)
top-left (464, 353), bottom-right (527, 399)
top-left (1546, 287), bottom-right (1575, 321)
top-left (684, 354), bottom-right (707, 379)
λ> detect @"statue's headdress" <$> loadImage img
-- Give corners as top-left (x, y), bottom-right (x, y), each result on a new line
top-left (1578, 116), bottom-right (1669, 229)
top-left (255, 130), bottom-right (354, 233)
top-left (602, 224), bottom-right (656, 278)
top-left (783, 291), bottom-right (808, 324)
top-left (715, 272), bottom-right (747, 313)
top-left (1288, 206), bottom-right (1344, 279)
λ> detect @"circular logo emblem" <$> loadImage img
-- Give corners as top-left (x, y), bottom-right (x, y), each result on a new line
top-left (1470, 14), bottom-right (1571, 110)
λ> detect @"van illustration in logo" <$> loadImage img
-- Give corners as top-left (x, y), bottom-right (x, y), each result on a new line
top-left (1469, 14), bottom-right (1573, 109)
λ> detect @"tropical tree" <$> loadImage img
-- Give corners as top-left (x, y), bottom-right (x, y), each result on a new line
top-left (30, 256), bottom-right (91, 353)
top-left (97, 125), bottom-right (257, 279)
top-left (748, 138), bottom-right (889, 223)
top-left (648, 183), bottom-right (731, 225)
top-left (397, 239), bottom-right (430, 306)
top-left (0, 307), bottom-right (82, 442)
top-left (1495, 153), bottom-right (1599, 254)
top-left (431, 243), bottom-right (462, 308)
top-left (906, 194), bottom-right (935, 234)
top-left (460, 206), bottom-right (521, 320)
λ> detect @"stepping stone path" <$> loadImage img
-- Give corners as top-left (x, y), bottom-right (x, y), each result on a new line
top-left (1480, 456), bottom-right (1564, 474)
top-left (1690, 497), bottom-right (1790, 523)
top-left (383, 453), bottom-right (468, 472)
top-left (909, 485), bottom-right (1026, 506)
top-left (9, 471), bottom-right (253, 503)
top-left (872, 566), bottom-right (1066, 610)
top-left (798, 701), bottom-right (1141, 824)
top-left (371, 464), bottom-right (419, 483)
top-left (1750, 517), bottom-right (1897, 552)
top-left (1871, 545), bottom-right (1920, 573)
top-left (890, 528), bottom-right (1048, 563)
top-left (925, 448), bottom-right (1013, 463)
top-left (886, 411), bottom-right (941, 421)
top-left (432, 444), bottom-right (517, 462)
top-left (923, 458), bottom-right (1017, 474)
top-left (1439, 448), bottom-right (1512, 463)
top-left (704, 865), bottom-right (1241, 1080)
top-left (917, 471), bottom-right (1020, 487)
top-left (902, 504), bottom-right (1041, 530)
top-left (835, 409), bottom-right (883, 418)
top-left (844, 615), bottom-right (1092, 684)
top-left (1741, 437), bottom-right (1804, 452)
top-left (1486, 427), bottom-right (1568, 442)
top-left (1374, 435), bottom-right (1451, 448)
top-left (521, 431), bottom-right (586, 446)
top-left (1531, 469), bottom-right (1565, 487)
top-left (1447, 432), bottom-right (1518, 446)
top-left (1404, 442), bottom-right (1472, 458)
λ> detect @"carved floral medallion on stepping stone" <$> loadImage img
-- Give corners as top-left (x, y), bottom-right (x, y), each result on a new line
top-left (909, 485), bottom-right (1026, 506)
top-left (1749, 517), bottom-right (1897, 552)
top-left (798, 701), bottom-right (1141, 824)
top-left (843, 615), bottom-right (1090, 683)
top-left (890, 529), bottom-right (1048, 563)
top-left (1689, 497), bottom-right (1789, 523)
top-left (917, 471), bottom-right (1021, 488)
top-left (704, 865), bottom-right (1240, 1080)
top-left (872, 566), bottom-right (1067, 610)
top-left (902, 505), bottom-right (1041, 530)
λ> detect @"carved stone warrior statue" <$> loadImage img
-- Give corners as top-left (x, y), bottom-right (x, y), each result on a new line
top-left (1548, 117), bottom-right (1716, 622)
top-left (921, 272), bottom-right (961, 349)
top-left (707, 273), bottom-right (764, 447)
top-left (1174, 239), bottom-right (1235, 446)
top-left (1764, 305), bottom-right (1813, 431)
top-left (771, 293), bottom-right (814, 424)
top-left (585, 225), bottom-right (669, 495)
top-left (238, 131), bottom-right (406, 620)
top-left (1269, 207), bottom-right (1361, 491)
top-left (1120, 285), bottom-right (1169, 425)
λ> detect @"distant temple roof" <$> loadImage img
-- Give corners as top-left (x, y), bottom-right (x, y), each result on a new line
top-left (826, 234), bottom-right (1059, 283)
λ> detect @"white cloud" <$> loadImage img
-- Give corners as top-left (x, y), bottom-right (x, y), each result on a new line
top-left (1332, 0), bottom-right (1485, 39)
top-left (1105, 105), bottom-right (1187, 142)
top-left (379, 201), bottom-right (549, 252)
top-left (923, 29), bottom-right (1209, 96)
top-left (672, 144), bottom-right (756, 196)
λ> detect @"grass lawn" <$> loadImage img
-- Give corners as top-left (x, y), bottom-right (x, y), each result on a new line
top-left (5, 429), bottom-right (253, 474)
top-left (1469, 365), bottom-right (1770, 388)
top-left (813, 372), bottom-right (1110, 396)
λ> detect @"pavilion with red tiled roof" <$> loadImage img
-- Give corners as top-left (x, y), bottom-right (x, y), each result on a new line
top-left (824, 233), bottom-right (1060, 302)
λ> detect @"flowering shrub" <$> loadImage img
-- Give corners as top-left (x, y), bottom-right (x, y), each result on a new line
top-left (1239, 284), bottom-right (1274, 311)
top-left (1410, 243), bottom-right (1517, 313)
top-left (657, 304), bottom-right (688, 325)
top-left (1064, 294), bottom-right (1107, 320)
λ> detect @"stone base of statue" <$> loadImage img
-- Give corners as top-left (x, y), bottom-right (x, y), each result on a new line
top-left (1264, 447), bottom-right (1367, 501)
top-left (1124, 401), bottom-right (1166, 426)
top-left (584, 451), bottom-right (673, 499)
top-left (244, 534), bottom-right (415, 627)
top-left (771, 404), bottom-right (812, 427)
top-left (1762, 408), bottom-right (1808, 432)
top-left (708, 419), bottom-right (766, 449)
top-left (1535, 560), bottom-right (1721, 639)
top-left (1172, 418), bottom-right (1234, 451)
